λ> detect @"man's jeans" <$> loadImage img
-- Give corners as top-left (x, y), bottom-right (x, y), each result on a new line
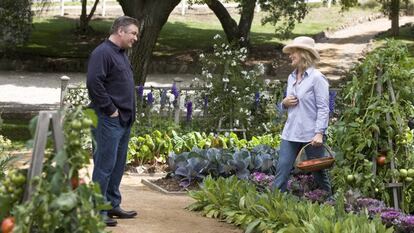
top-left (272, 139), bottom-right (332, 194)
top-left (92, 112), bottom-right (131, 209)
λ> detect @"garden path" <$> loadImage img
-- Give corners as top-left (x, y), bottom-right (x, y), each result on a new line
top-left (316, 16), bottom-right (414, 84)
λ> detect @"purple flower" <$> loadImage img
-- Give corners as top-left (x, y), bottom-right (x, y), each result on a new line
top-left (136, 85), bottom-right (144, 99)
top-left (356, 198), bottom-right (385, 210)
top-left (381, 210), bottom-right (403, 226)
top-left (186, 101), bottom-right (192, 122)
top-left (329, 90), bottom-right (337, 114)
top-left (400, 216), bottom-right (414, 225)
top-left (396, 215), bottom-right (414, 233)
top-left (147, 92), bottom-right (154, 105)
top-left (171, 83), bottom-right (179, 99)
top-left (304, 189), bottom-right (329, 203)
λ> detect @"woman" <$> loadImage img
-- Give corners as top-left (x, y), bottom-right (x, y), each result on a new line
top-left (272, 36), bottom-right (331, 194)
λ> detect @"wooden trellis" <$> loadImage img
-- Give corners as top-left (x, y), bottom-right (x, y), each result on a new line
top-left (23, 111), bottom-right (65, 202)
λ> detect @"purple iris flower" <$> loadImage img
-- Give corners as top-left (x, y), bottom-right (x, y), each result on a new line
top-left (171, 83), bottom-right (179, 99)
top-left (147, 92), bottom-right (154, 105)
top-left (329, 90), bottom-right (337, 114)
top-left (186, 101), bottom-right (193, 122)
top-left (136, 85), bottom-right (144, 100)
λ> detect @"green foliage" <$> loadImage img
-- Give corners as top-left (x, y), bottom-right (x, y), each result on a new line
top-left (189, 176), bottom-right (393, 233)
top-left (11, 107), bottom-right (108, 233)
top-left (127, 129), bottom-right (281, 166)
top-left (199, 37), bottom-right (263, 131)
top-left (190, 0), bottom-right (308, 38)
top-left (331, 40), bottom-right (414, 212)
top-left (0, 0), bottom-right (32, 51)
top-left (257, 0), bottom-right (308, 38)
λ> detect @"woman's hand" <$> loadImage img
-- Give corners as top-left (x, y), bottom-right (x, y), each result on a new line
top-left (282, 95), bottom-right (298, 108)
top-left (311, 133), bottom-right (323, 146)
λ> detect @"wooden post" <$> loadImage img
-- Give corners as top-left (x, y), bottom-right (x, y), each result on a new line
top-left (23, 111), bottom-right (65, 202)
top-left (60, 75), bottom-right (70, 109)
top-left (173, 78), bottom-right (183, 124)
top-left (181, 0), bottom-right (186, 16)
top-left (60, 0), bottom-right (65, 16)
top-left (101, 0), bottom-right (106, 16)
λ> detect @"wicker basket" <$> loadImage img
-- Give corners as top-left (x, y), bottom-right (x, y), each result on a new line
top-left (295, 143), bottom-right (335, 172)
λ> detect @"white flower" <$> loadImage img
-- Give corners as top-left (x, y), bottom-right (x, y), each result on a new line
top-left (214, 34), bottom-right (221, 39)
top-left (241, 71), bottom-right (247, 76)
top-left (222, 77), bottom-right (229, 83)
top-left (265, 79), bottom-right (271, 85)
top-left (206, 82), bottom-right (213, 88)
top-left (199, 53), bottom-right (205, 58)
top-left (215, 52), bottom-right (220, 56)
top-left (231, 61), bottom-right (237, 66)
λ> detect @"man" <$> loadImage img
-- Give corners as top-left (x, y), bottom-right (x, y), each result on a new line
top-left (87, 16), bottom-right (140, 227)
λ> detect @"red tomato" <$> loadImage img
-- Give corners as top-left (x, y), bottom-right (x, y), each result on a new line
top-left (2, 217), bottom-right (15, 233)
top-left (376, 156), bottom-right (386, 166)
top-left (71, 176), bottom-right (79, 189)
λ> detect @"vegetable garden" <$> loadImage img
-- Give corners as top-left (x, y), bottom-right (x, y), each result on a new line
top-left (1, 38), bottom-right (414, 232)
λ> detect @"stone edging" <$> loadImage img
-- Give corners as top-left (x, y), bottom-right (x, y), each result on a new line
top-left (313, 13), bottom-right (385, 42)
top-left (141, 178), bottom-right (187, 195)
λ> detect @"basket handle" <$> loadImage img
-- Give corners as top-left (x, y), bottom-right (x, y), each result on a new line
top-left (295, 143), bottom-right (335, 164)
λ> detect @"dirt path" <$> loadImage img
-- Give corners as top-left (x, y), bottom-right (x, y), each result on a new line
top-left (103, 174), bottom-right (242, 233)
top-left (316, 16), bottom-right (414, 85)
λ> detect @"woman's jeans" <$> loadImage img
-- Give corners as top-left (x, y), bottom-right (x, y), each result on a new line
top-left (272, 139), bottom-right (332, 194)
top-left (91, 111), bottom-right (131, 210)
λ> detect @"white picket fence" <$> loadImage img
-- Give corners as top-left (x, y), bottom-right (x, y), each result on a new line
top-left (32, 0), bottom-right (326, 17)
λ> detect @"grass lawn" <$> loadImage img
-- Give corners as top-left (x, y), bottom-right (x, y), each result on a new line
top-left (16, 5), bottom-right (379, 58)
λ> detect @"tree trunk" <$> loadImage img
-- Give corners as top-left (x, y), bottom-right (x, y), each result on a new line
top-left (119, 0), bottom-right (181, 85)
top-left (390, 0), bottom-right (400, 36)
top-left (79, 0), bottom-right (100, 34)
top-left (80, 0), bottom-right (87, 33)
top-left (238, 0), bottom-right (256, 48)
top-left (205, 0), bottom-right (240, 44)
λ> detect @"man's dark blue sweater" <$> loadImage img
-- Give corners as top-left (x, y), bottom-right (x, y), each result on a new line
top-left (87, 39), bottom-right (136, 127)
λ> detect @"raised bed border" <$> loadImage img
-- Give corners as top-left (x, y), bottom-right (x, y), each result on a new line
top-left (141, 178), bottom-right (187, 195)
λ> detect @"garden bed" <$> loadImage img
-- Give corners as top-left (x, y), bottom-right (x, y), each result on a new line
top-left (142, 176), bottom-right (200, 195)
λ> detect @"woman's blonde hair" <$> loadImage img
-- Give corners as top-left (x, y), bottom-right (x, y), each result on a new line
top-left (292, 48), bottom-right (318, 71)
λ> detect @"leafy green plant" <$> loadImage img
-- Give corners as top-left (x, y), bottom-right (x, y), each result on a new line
top-left (189, 176), bottom-right (393, 233)
top-left (0, 0), bottom-right (32, 51)
top-left (169, 145), bottom-right (279, 187)
top-left (331, 40), bottom-right (414, 212)
top-left (10, 106), bottom-right (108, 233)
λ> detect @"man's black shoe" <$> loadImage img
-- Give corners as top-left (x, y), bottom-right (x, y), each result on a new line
top-left (104, 217), bottom-right (118, 227)
top-left (108, 207), bottom-right (138, 219)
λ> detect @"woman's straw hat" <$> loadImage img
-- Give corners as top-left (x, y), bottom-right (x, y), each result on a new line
top-left (282, 36), bottom-right (320, 61)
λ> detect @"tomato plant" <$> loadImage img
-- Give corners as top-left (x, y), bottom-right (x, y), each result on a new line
top-left (330, 40), bottom-right (414, 213)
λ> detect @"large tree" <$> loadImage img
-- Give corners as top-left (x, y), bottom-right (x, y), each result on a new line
top-left (118, 0), bottom-right (181, 85)
top-left (79, 0), bottom-right (100, 34)
top-left (194, 0), bottom-right (308, 47)
top-left (332, 0), bottom-right (404, 36)
top-left (118, 0), bottom-right (309, 84)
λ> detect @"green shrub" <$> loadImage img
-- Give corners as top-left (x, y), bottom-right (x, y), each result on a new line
top-left (0, 0), bottom-right (32, 51)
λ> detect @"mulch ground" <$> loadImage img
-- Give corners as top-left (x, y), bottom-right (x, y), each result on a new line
top-left (150, 175), bottom-right (201, 192)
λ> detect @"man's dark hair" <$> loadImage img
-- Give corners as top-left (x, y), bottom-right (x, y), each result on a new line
top-left (109, 16), bottom-right (140, 35)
